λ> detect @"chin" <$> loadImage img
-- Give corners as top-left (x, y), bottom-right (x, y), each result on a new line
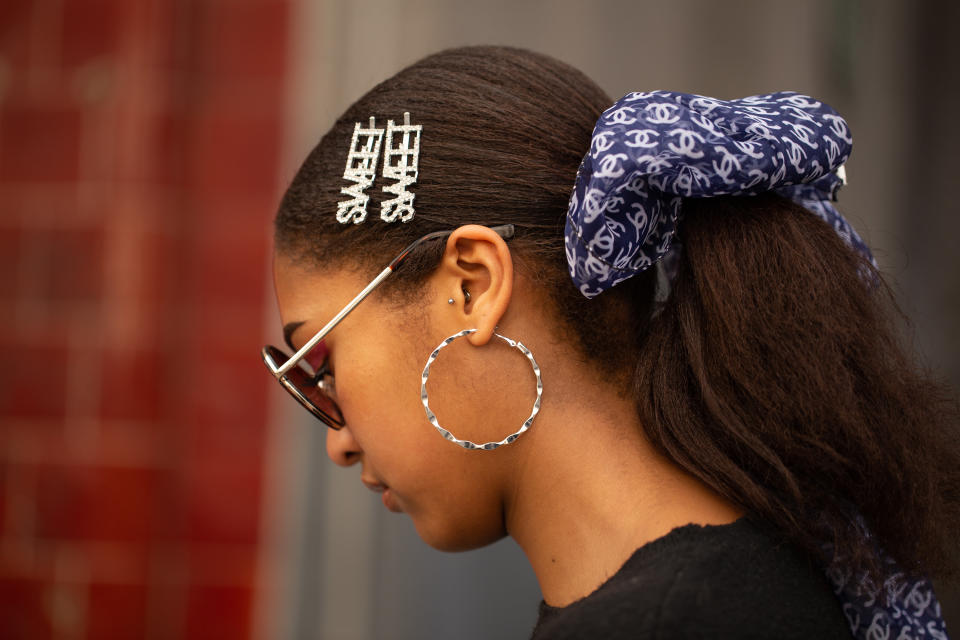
top-left (411, 513), bottom-right (508, 552)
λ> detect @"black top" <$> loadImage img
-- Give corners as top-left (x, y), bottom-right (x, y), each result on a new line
top-left (530, 518), bottom-right (851, 640)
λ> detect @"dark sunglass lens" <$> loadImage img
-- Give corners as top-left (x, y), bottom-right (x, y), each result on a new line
top-left (264, 345), bottom-right (345, 427)
top-left (284, 370), bottom-right (346, 427)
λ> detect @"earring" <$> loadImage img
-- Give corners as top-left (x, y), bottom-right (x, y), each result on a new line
top-left (420, 329), bottom-right (542, 450)
top-left (448, 290), bottom-right (470, 305)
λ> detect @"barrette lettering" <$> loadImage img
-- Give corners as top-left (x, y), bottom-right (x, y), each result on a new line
top-left (381, 112), bottom-right (422, 223)
top-left (336, 113), bottom-right (422, 224)
top-left (336, 117), bottom-right (385, 224)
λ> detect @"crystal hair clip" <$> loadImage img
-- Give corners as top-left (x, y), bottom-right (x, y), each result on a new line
top-left (336, 112), bottom-right (422, 224)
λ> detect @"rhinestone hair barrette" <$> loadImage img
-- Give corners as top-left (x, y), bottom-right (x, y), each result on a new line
top-left (336, 112), bottom-right (422, 224)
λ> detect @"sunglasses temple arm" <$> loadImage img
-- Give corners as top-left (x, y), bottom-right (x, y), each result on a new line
top-left (274, 266), bottom-right (395, 377)
top-left (274, 225), bottom-right (514, 377)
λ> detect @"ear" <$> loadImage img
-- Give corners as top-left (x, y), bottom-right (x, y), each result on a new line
top-left (437, 225), bottom-right (513, 346)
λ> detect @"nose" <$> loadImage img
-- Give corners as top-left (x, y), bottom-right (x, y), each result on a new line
top-left (326, 425), bottom-right (362, 467)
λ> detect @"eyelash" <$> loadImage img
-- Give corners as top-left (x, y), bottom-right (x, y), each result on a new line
top-left (309, 359), bottom-right (336, 391)
top-left (311, 359), bottom-right (332, 377)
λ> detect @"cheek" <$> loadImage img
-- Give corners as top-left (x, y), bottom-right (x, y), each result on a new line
top-left (333, 329), bottom-right (510, 551)
top-left (334, 335), bottom-right (430, 447)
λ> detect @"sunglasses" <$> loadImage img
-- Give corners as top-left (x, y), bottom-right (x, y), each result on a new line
top-left (262, 224), bottom-right (516, 429)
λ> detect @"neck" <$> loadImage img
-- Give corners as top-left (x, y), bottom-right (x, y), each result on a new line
top-left (503, 381), bottom-right (742, 607)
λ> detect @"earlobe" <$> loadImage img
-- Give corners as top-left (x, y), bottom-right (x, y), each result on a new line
top-left (440, 225), bottom-right (513, 345)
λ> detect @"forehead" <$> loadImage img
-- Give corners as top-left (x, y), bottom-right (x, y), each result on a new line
top-left (272, 253), bottom-right (366, 328)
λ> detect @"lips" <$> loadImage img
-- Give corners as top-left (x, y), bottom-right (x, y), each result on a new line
top-left (361, 476), bottom-right (402, 513)
top-left (361, 477), bottom-right (387, 493)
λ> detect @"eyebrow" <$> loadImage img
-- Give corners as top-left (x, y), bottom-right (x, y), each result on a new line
top-left (283, 321), bottom-right (305, 351)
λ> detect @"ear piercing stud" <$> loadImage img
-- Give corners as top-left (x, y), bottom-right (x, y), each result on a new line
top-left (447, 289), bottom-right (471, 305)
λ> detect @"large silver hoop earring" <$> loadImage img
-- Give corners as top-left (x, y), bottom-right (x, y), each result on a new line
top-left (420, 329), bottom-right (542, 450)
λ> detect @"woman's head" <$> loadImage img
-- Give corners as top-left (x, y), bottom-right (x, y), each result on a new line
top-left (271, 46), bottom-right (659, 548)
top-left (270, 45), bottom-right (960, 583)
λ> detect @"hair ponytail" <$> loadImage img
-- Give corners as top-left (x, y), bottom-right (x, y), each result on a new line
top-left (634, 193), bottom-right (960, 581)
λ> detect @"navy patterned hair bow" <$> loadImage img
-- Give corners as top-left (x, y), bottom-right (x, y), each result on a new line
top-left (564, 91), bottom-right (875, 298)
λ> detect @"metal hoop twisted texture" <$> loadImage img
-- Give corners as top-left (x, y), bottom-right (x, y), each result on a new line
top-left (420, 329), bottom-right (543, 450)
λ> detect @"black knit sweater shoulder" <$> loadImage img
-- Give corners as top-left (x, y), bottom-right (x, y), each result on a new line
top-left (531, 518), bottom-right (850, 640)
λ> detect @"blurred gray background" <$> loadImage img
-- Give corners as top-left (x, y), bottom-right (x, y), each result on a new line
top-left (259, 1), bottom-right (960, 638)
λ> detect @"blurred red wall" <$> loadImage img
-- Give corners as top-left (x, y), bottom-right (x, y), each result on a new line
top-left (0, 0), bottom-right (288, 637)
